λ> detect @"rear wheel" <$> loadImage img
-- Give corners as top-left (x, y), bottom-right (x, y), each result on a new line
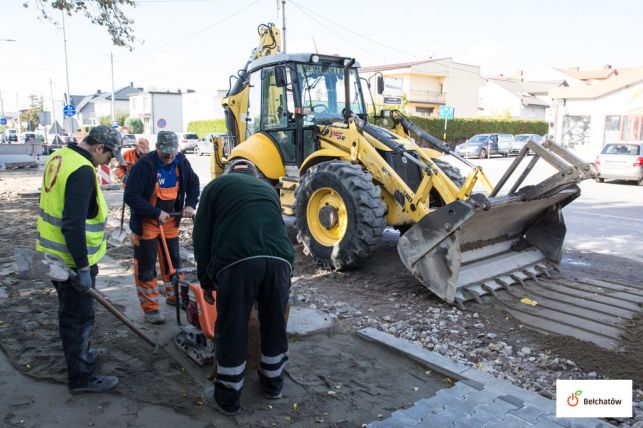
top-left (194, 146), bottom-right (202, 156)
top-left (478, 148), bottom-right (487, 159)
top-left (433, 158), bottom-right (465, 188)
top-left (295, 161), bottom-right (386, 270)
top-left (638, 177), bottom-right (643, 186)
top-left (594, 177), bottom-right (605, 183)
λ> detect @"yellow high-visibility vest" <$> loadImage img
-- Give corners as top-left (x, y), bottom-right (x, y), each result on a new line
top-left (36, 147), bottom-right (108, 267)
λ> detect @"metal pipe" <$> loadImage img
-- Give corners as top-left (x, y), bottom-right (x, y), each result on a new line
top-left (281, 0), bottom-right (286, 53)
top-left (110, 52), bottom-right (116, 126)
top-left (343, 58), bottom-right (355, 123)
top-left (508, 152), bottom-right (539, 195)
top-left (62, 11), bottom-right (73, 134)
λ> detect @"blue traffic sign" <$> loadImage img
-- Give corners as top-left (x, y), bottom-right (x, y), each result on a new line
top-left (112, 120), bottom-right (119, 129)
top-left (0, 117), bottom-right (6, 126)
top-left (63, 104), bottom-right (76, 118)
top-left (157, 118), bottom-right (167, 129)
top-left (439, 105), bottom-right (454, 119)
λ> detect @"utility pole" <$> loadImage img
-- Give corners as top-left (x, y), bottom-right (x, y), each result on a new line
top-left (0, 88), bottom-right (4, 117)
top-left (110, 52), bottom-right (116, 127)
top-left (61, 11), bottom-right (74, 134)
top-left (281, 0), bottom-right (286, 53)
top-left (50, 77), bottom-right (59, 144)
top-left (16, 93), bottom-right (21, 141)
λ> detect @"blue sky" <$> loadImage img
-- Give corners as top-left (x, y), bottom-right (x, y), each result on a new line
top-left (1, 0), bottom-right (641, 111)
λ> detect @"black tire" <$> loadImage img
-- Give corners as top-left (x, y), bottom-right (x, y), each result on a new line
top-left (594, 177), bottom-right (605, 183)
top-left (478, 148), bottom-right (487, 159)
top-left (638, 177), bottom-right (643, 187)
top-left (194, 146), bottom-right (202, 156)
top-left (295, 161), bottom-right (386, 270)
top-left (433, 158), bottom-right (465, 188)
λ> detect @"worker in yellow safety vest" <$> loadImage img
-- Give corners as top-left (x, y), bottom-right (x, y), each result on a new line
top-left (36, 125), bottom-right (125, 394)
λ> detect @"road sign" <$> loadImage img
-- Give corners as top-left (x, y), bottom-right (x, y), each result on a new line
top-left (0, 117), bottom-right (6, 126)
top-left (439, 105), bottom-right (454, 119)
top-left (112, 121), bottom-right (119, 129)
top-left (63, 104), bottom-right (76, 118)
top-left (383, 97), bottom-right (402, 105)
top-left (157, 118), bottom-right (167, 129)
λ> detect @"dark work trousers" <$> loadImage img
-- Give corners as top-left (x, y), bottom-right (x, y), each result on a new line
top-left (133, 235), bottom-right (181, 313)
top-left (213, 257), bottom-right (291, 411)
top-left (52, 264), bottom-right (98, 389)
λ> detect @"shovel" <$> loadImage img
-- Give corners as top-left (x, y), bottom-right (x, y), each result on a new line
top-left (14, 248), bottom-right (159, 352)
top-left (108, 196), bottom-right (130, 247)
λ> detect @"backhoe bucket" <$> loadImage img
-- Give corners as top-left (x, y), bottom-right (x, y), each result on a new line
top-left (398, 186), bottom-right (579, 305)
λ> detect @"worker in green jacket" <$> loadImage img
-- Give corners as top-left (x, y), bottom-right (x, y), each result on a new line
top-left (193, 159), bottom-right (294, 416)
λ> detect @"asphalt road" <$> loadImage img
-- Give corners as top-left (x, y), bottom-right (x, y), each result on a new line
top-left (185, 153), bottom-right (643, 263)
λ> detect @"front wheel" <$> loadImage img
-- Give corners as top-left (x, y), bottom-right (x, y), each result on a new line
top-left (478, 148), bottom-right (487, 159)
top-left (594, 177), bottom-right (605, 183)
top-left (194, 146), bottom-right (202, 156)
top-left (295, 161), bottom-right (386, 270)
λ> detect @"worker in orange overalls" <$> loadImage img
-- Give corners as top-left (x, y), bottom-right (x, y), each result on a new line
top-left (124, 131), bottom-right (200, 324)
top-left (115, 137), bottom-right (150, 187)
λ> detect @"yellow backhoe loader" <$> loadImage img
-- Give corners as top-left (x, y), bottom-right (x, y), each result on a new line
top-left (211, 23), bottom-right (598, 307)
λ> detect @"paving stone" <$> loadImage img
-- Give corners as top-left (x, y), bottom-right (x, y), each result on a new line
top-left (453, 409), bottom-right (502, 428)
top-left (541, 415), bottom-right (611, 428)
top-left (484, 413), bottom-right (535, 427)
top-left (461, 378), bottom-right (485, 391)
top-left (419, 406), bottom-right (464, 427)
top-left (532, 417), bottom-right (568, 428)
top-left (477, 398), bottom-right (522, 419)
top-left (508, 403), bottom-right (551, 424)
top-left (393, 401), bottom-right (434, 422)
top-left (498, 394), bottom-right (525, 408)
top-left (443, 390), bottom-right (496, 416)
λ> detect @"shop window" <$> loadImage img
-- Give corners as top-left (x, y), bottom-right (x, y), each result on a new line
top-left (416, 107), bottom-right (434, 117)
top-left (561, 115), bottom-right (591, 148)
top-left (604, 116), bottom-right (621, 144)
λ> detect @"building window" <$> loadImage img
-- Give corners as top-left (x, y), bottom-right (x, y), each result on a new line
top-left (415, 107), bottom-right (434, 117)
top-left (604, 116), bottom-right (621, 144)
top-left (622, 115), bottom-right (642, 141)
top-left (561, 115), bottom-right (591, 149)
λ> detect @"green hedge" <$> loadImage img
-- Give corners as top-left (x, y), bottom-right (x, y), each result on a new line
top-left (406, 116), bottom-right (548, 146)
top-left (187, 119), bottom-right (227, 138)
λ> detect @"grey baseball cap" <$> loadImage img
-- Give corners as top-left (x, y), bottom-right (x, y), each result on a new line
top-left (157, 131), bottom-right (179, 154)
top-left (86, 125), bottom-right (126, 165)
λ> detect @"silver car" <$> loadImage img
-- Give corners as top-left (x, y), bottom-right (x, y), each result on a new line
top-left (177, 133), bottom-right (200, 153)
top-left (595, 143), bottom-right (643, 186)
top-left (513, 134), bottom-right (542, 154)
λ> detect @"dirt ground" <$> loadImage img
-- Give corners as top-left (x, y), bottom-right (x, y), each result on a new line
top-left (1, 168), bottom-right (641, 426)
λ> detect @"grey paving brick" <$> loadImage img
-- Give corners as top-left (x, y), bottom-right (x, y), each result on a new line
top-left (393, 402), bottom-right (434, 422)
top-left (541, 415), bottom-right (610, 428)
top-left (454, 409), bottom-right (502, 428)
top-left (498, 394), bottom-right (525, 408)
top-left (532, 417), bottom-right (571, 428)
top-left (477, 398), bottom-right (522, 419)
top-left (484, 413), bottom-right (535, 427)
top-left (508, 404), bottom-right (551, 424)
top-left (461, 378), bottom-right (485, 391)
top-left (443, 390), bottom-right (497, 416)
top-left (419, 406), bottom-right (465, 427)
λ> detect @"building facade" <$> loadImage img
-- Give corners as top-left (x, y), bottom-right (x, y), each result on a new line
top-left (129, 90), bottom-right (184, 135)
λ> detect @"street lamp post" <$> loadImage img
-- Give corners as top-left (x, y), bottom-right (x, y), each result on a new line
top-left (61, 11), bottom-right (74, 134)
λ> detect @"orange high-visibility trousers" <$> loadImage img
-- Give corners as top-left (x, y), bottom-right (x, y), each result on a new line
top-left (132, 220), bottom-right (182, 313)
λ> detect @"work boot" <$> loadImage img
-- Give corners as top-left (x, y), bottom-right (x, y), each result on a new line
top-left (202, 385), bottom-right (240, 416)
top-left (69, 375), bottom-right (119, 394)
top-left (87, 347), bottom-right (107, 364)
top-left (144, 310), bottom-right (165, 324)
top-left (264, 391), bottom-right (283, 400)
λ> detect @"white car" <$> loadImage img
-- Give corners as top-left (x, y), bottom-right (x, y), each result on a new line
top-left (176, 133), bottom-right (199, 153)
top-left (194, 133), bottom-right (225, 156)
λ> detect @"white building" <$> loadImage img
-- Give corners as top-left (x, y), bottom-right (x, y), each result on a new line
top-left (129, 89), bottom-right (184, 135)
top-left (182, 89), bottom-right (226, 129)
top-left (479, 78), bottom-right (555, 120)
top-left (549, 66), bottom-right (643, 159)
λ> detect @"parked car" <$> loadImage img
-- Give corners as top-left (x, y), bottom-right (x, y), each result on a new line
top-left (455, 133), bottom-right (514, 159)
top-left (194, 133), bottom-right (225, 156)
top-left (62, 134), bottom-right (77, 144)
top-left (22, 132), bottom-right (37, 143)
top-left (594, 142), bottom-right (643, 186)
top-left (4, 129), bottom-right (18, 143)
top-left (176, 132), bottom-right (199, 153)
top-left (121, 133), bottom-right (137, 148)
top-left (513, 134), bottom-right (542, 154)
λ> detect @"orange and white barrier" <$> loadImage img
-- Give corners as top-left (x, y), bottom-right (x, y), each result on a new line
top-left (97, 164), bottom-right (111, 185)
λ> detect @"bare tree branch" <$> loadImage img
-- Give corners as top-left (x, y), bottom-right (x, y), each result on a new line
top-left (22, 0), bottom-right (137, 50)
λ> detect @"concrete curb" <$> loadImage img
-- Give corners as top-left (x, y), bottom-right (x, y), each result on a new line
top-left (357, 327), bottom-right (609, 428)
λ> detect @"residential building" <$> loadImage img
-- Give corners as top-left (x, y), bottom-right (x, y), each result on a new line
top-left (182, 89), bottom-right (226, 130)
top-left (549, 65), bottom-right (643, 159)
top-left (360, 58), bottom-right (484, 118)
top-left (480, 78), bottom-right (555, 120)
top-left (129, 89), bottom-right (184, 135)
top-left (75, 83), bottom-right (143, 127)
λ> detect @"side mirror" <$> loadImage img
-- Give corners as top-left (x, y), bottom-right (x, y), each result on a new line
top-left (275, 65), bottom-right (288, 88)
top-left (377, 76), bottom-right (385, 95)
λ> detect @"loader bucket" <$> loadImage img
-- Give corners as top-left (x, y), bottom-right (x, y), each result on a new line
top-left (398, 186), bottom-right (579, 305)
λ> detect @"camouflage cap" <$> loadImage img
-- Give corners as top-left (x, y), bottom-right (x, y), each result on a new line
top-left (87, 125), bottom-right (126, 165)
top-left (157, 131), bottom-right (179, 155)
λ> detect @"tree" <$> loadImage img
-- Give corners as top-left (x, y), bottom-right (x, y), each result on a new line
top-left (22, 93), bottom-right (43, 131)
top-left (125, 117), bottom-right (143, 134)
top-left (23, 0), bottom-right (136, 50)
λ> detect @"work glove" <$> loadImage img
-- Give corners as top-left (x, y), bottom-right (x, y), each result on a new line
top-left (200, 278), bottom-right (215, 305)
top-left (73, 268), bottom-right (92, 294)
